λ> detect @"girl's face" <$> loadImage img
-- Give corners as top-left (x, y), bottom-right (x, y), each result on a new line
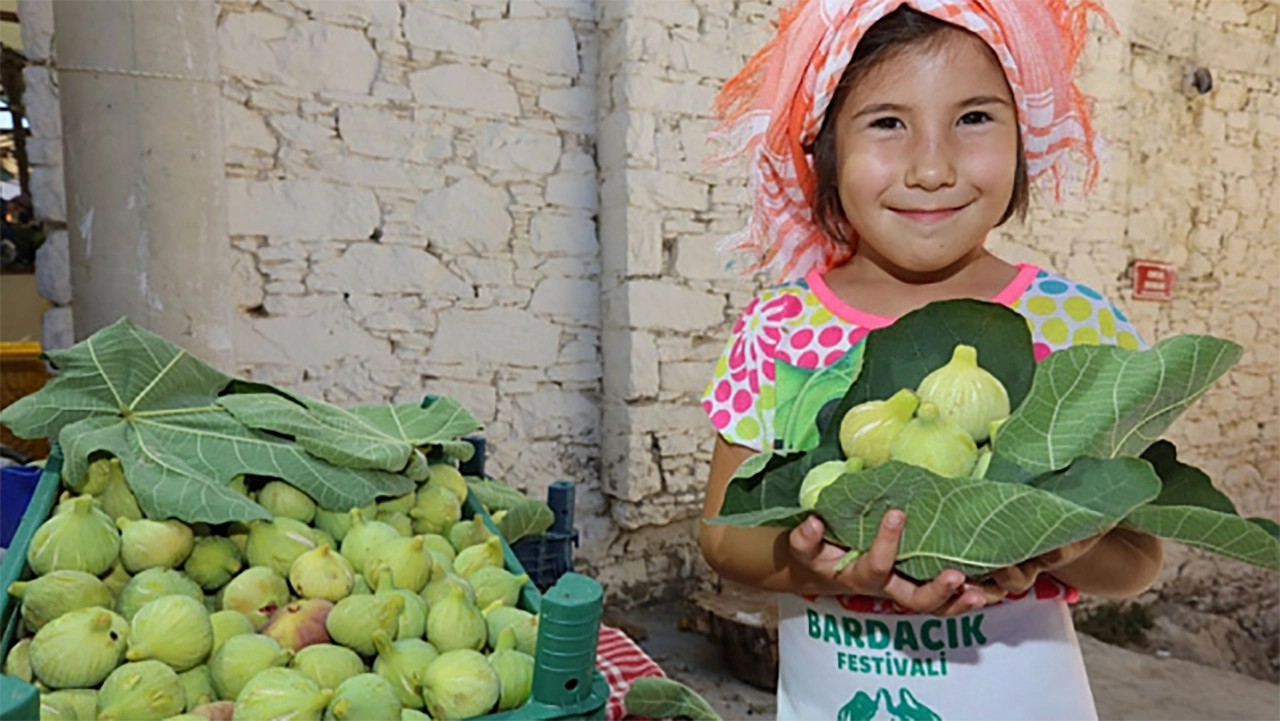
top-left (832, 29), bottom-right (1019, 277)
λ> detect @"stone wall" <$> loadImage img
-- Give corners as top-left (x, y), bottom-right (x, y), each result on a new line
top-left (16, 0), bottom-right (1278, 677)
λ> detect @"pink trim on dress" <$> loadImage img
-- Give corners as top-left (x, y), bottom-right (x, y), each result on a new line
top-left (806, 263), bottom-right (1042, 324)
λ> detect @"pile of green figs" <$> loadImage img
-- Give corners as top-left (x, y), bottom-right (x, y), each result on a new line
top-left (3, 459), bottom-right (538, 721)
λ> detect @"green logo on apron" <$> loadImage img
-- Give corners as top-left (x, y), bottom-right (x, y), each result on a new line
top-left (838, 687), bottom-right (941, 721)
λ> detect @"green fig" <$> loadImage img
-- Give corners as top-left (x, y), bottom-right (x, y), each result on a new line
top-left (371, 631), bottom-right (438, 709)
top-left (380, 511), bottom-right (414, 537)
top-left (208, 633), bottom-right (291, 700)
top-left (916, 344), bottom-right (1010, 443)
top-left (425, 463), bottom-right (468, 502)
top-left (483, 603), bottom-right (538, 655)
top-left (7, 569), bottom-right (113, 631)
top-left (313, 502), bottom-right (377, 543)
top-left (488, 627), bottom-right (535, 711)
top-left (178, 664), bottom-right (216, 711)
top-left (245, 517), bottom-right (323, 577)
top-left (421, 649), bottom-right (500, 720)
top-left (115, 567), bottom-right (203, 621)
top-left (208, 610), bottom-right (255, 654)
top-left (447, 514), bottom-right (495, 553)
top-left (410, 484), bottom-right (462, 536)
top-left (377, 491), bottom-right (417, 516)
top-left (97, 465), bottom-right (142, 523)
top-left (257, 481), bottom-right (318, 523)
top-left (126, 595), bottom-right (213, 671)
top-left (363, 536), bottom-right (433, 592)
top-left (290, 544), bottom-right (356, 601)
top-left (290, 643), bottom-right (367, 690)
top-left (40, 689), bottom-right (96, 720)
top-left (373, 568), bottom-right (430, 640)
top-left (183, 536), bottom-right (244, 591)
top-left (326, 593), bottom-right (405, 657)
top-left (838, 388), bottom-right (919, 467)
top-left (234, 667), bottom-right (331, 721)
top-left (3, 637), bottom-right (32, 682)
top-left (96, 660), bottom-right (185, 720)
top-left (454, 536), bottom-right (503, 579)
top-left (798, 458), bottom-right (862, 511)
top-left (338, 509), bottom-right (401, 573)
top-left (27, 495), bottom-right (120, 576)
top-left (889, 401), bottom-right (979, 478)
top-left (426, 586), bottom-right (487, 653)
top-left (117, 518), bottom-right (195, 572)
top-left (325, 673), bottom-right (400, 721)
top-left (29, 607), bottom-right (129, 689)
top-left (219, 566), bottom-right (290, 631)
top-left (467, 566), bottom-right (530, 610)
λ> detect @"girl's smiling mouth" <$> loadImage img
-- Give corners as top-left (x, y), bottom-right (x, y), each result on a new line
top-left (890, 205), bottom-right (968, 223)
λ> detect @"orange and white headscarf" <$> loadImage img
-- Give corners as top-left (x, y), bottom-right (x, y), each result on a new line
top-left (711, 0), bottom-right (1115, 282)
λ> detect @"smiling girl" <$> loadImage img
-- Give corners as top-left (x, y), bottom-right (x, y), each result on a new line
top-left (699, 1), bottom-right (1163, 719)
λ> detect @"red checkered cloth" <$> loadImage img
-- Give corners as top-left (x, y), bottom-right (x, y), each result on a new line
top-left (596, 624), bottom-right (667, 720)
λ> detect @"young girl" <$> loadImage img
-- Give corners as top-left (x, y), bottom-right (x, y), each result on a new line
top-left (699, 1), bottom-right (1163, 719)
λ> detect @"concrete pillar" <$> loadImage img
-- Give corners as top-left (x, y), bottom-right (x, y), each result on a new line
top-left (53, 0), bottom-right (233, 369)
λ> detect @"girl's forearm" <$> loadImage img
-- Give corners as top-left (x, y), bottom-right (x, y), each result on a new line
top-left (1049, 527), bottom-right (1163, 599)
top-left (699, 522), bottom-right (850, 595)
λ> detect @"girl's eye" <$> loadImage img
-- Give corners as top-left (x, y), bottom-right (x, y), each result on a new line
top-left (869, 117), bottom-right (904, 130)
top-left (958, 111), bottom-right (992, 126)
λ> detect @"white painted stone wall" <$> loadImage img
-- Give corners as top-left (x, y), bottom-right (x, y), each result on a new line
top-left (16, 0), bottom-right (1278, 677)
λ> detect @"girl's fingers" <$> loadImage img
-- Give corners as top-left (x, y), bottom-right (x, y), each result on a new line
top-left (842, 510), bottom-right (906, 591)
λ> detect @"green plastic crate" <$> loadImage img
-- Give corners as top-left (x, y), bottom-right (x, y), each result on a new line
top-left (0, 445), bottom-right (607, 721)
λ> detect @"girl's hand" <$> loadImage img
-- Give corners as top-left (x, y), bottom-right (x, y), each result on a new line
top-left (986, 531), bottom-right (1109, 595)
top-left (788, 512), bottom-right (989, 617)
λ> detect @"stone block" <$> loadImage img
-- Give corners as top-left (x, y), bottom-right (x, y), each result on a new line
top-left (293, 0), bottom-right (401, 31)
top-left (530, 211), bottom-right (596, 256)
top-left (511, 387), bottom-right (599, 440)
top-left (529, 276), bottom-right (601, 326)
top-left (426, 307), bottom-right (561, 368)
top-left (227, 180), bottom-right (379, 240)
top-left (404, 6), bottom-right (481, 55)
top-left (409, 64), bottom-right (520, 116)
top-left (42, 305), bottom-right (74, 350)
top-left (20, 67), bottom-right (60, 141)
top-left (220, 15), bottom-right (378, 95)
top-left (626, 280), bottom-right (725, 331)
top-left (545, 171), bottom-right (598, 210)
top-left (309, 243), bottom-right (471, 297)
top-left (480, 18), bottom-right (580, 76)
top-left (475, 122), bottom-right (563, 175)
top-left (223, 100), bottom-right (277, 153)
top-left (230, 247), bottom-right (265, 311)
top-left (17, 0), bottom-right (54, 61)
top-left (29, 165), bottom-right (65, 223)
top-left (539, 85), bottom-right (595, 124)
top-left (337, 107), bottom-right (417, 160)
top-left (34, 230), bottom-right (70, 305)
top-left (628, 170), bottom-right (708, 211)
top-left (414, 177), bottom-right (513, 253)
top-left (674, 235), bottom-right (729, 280)
top-left (235, 300), bottom-right (389, 366)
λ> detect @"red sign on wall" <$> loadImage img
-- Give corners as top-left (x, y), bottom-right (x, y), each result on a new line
top-left (1132, 260), bottom-right (1176, 302)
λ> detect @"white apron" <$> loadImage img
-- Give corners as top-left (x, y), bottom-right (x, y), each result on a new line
top-left (776, 579), bottom-right (1097, 721)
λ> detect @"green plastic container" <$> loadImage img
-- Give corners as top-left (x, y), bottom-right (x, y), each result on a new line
top-left (0, 445), bottom-right (607, 721)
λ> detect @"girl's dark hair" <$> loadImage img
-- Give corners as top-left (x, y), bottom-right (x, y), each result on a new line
top-left (811, 5), bottom-right (1030, 247)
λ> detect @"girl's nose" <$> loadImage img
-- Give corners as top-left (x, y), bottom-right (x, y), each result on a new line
top-left (904, 135), bottom-right (957, 190)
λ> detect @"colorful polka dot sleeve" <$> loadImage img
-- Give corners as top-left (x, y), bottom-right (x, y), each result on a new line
top-left (702, 266), bottom-right (1145, 451)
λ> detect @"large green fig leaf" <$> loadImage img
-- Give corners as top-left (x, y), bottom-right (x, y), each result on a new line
top-left (219, 394), bottom-right (479, 482)
top-left (813, 458), bottom-right (1160, 579)
top-left (819, 299), bottom-right (1035, 448)
top-left (1121, 441), bottom-right (1280, 569)
top-left (0, 318), bottom-right (414, 523)
top-left (623, 677), bottom-right (722, 721)
top-left (994, 335), bottom-right (1242, 472)
top-left (774, 344), bottom-right (863, 452)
